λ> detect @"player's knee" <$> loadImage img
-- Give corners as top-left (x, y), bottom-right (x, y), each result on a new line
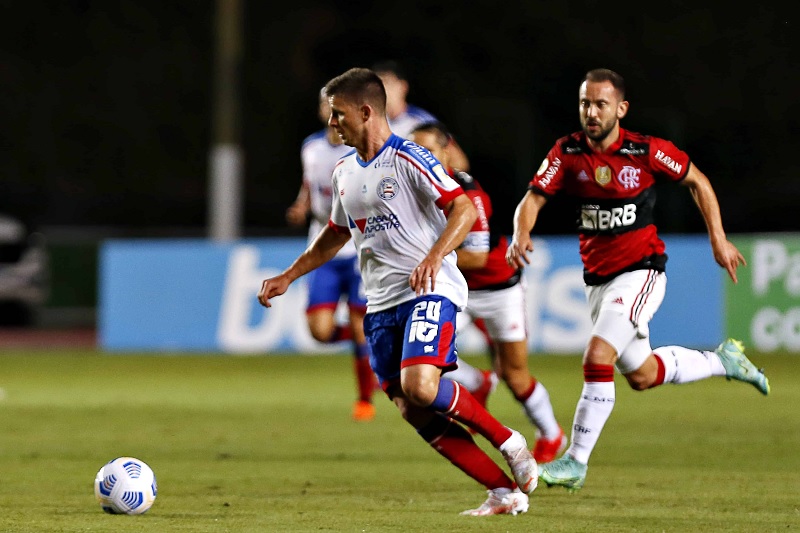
top-left (403, 386), bottom-right (436, 407)
top-left (307, 323), bottom-right (335, 343)
top-left (624, 354), bottom-right (660, 391)
top-left (306, 310), bottom-right (339, 342)
top-left (400, 378), bottom-right (437, 407)
top-left (308, 330), bottom-right (332, 343)
top-left (624, 372), bottom-right (652, 391)
top-left (583, 336), bottom-right (618, 366)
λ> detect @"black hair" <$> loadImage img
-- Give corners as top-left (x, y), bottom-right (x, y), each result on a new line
top-left (408, 120), bottom-right (452, 147)
top-left (325, 68), bottom-right (387, 112)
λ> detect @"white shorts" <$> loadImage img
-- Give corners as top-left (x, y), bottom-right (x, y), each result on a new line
top-left (463, 280), bottom-right (527, 343)
top-left (585, 270), bottom-right (666, 374)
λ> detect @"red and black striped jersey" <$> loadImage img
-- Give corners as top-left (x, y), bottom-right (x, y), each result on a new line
top-left (529, 128), bottom-right (690, 284)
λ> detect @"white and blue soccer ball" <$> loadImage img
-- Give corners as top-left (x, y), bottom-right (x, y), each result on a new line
top-left (94, 456), bottom-right (157, 514)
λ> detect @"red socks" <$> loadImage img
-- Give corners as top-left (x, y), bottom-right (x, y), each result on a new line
top-left (354, 353), bottom-right (375, 402)
top-left (418, 414), bottom-right (514, 490)
top-left (438, 381), bottom-right (512, 448)
top-left (584, 363), bottom-right (615, 382)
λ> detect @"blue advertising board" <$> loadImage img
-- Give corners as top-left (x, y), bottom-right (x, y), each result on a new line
top-left (98, 236), bottom-right (722, 353)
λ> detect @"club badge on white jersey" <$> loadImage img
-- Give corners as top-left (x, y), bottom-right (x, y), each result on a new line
top-left (328, 134), bottom-right (468, 313)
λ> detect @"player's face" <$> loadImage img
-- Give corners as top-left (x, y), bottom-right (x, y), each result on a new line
top-left (327, 94), bottom-right (362, 148)
top-left (579, 80), bottom-right (628, 143)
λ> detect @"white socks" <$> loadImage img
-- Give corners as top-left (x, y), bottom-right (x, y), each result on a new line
top-left (565, 346), bottom-right (728, 465)
top-left (521, 382), bottom-right (562, 440)
top-left (653, 345), bottom-right (726, 384)
top-left (567, 381), bottom-right (615, 464)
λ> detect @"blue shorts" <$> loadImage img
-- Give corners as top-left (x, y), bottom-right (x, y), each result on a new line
top-left (306, 256), bottom-right (366, 313)
top-left (363, 295), bottom-right (459, 392)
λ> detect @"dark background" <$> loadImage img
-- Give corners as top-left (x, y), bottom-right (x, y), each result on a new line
top-left (3, 1), bottom-right (798, 239)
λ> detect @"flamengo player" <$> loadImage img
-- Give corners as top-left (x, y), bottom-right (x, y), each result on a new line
top-left (259, 68), bottom-right (538, 516)
top-left (285, 88), bottom-right (376, 421)
top-left (507, 68), bottom-right (770, 492)
top-left (409, 121), bottom-right (567, 463)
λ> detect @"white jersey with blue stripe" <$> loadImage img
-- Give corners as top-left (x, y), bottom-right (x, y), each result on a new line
top-left (329, 134), bottom-right (468, 313)
top-left (387, 104), bottom-right (437, 138)
top-left (301, 129), bottom-right (356, 259)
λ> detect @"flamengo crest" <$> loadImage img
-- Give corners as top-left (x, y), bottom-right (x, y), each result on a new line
top-left (617, 166), bottom-right (641, 189)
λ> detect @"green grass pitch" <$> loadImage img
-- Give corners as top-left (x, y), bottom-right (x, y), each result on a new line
top-left (0, 349), bottom-right (797, 532)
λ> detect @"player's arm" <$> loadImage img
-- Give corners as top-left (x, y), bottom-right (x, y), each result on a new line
top-left (286, 182), bottom-right (311, 227)
top-left (506, 190), bottom-right (548, 269)
top-left (680, 163), bottom-right (746, 283)
top-left (456, 248), bottom-right (488, 270)
top-left (258, 226), bottom-right (351, 307)
top-left (410, 194), bottom-right (477, 295)
top-left (456, 192), bottom-right (490, 270)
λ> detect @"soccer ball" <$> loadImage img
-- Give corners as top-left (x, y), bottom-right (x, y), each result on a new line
top-left (94, 456), bottom-right (157, 514)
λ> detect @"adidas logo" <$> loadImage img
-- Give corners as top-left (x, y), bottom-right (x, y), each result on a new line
top-left (612, 297), bottom-right (623, 305)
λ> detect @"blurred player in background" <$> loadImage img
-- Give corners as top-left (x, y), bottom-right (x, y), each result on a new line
top-left (409, 121), bottom-right (567, 463)
top-left (507, 68), bottom-right (770, 492)
top-left (286, 87), bottom-right (376, 422)
top-left (371, 59), bottom-right (471, 171)
top-left (260, 67), bottom-right (538, 516)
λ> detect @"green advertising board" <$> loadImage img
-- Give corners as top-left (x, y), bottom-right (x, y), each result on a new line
top-left (727, 234), bottom-right (800, 352)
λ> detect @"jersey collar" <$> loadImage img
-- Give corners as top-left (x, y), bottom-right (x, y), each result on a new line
top-left (608, 127), bottom-right (627, 152)
top-left (581, 127), bottom-right (627, 154)
top-left (355, 133), bottom-right (402, 168)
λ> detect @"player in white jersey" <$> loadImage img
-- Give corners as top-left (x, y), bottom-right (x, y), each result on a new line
top-left (259, 67), bottom-right (537, 516)
top-left (286, 89), bottom-right (376, 421)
